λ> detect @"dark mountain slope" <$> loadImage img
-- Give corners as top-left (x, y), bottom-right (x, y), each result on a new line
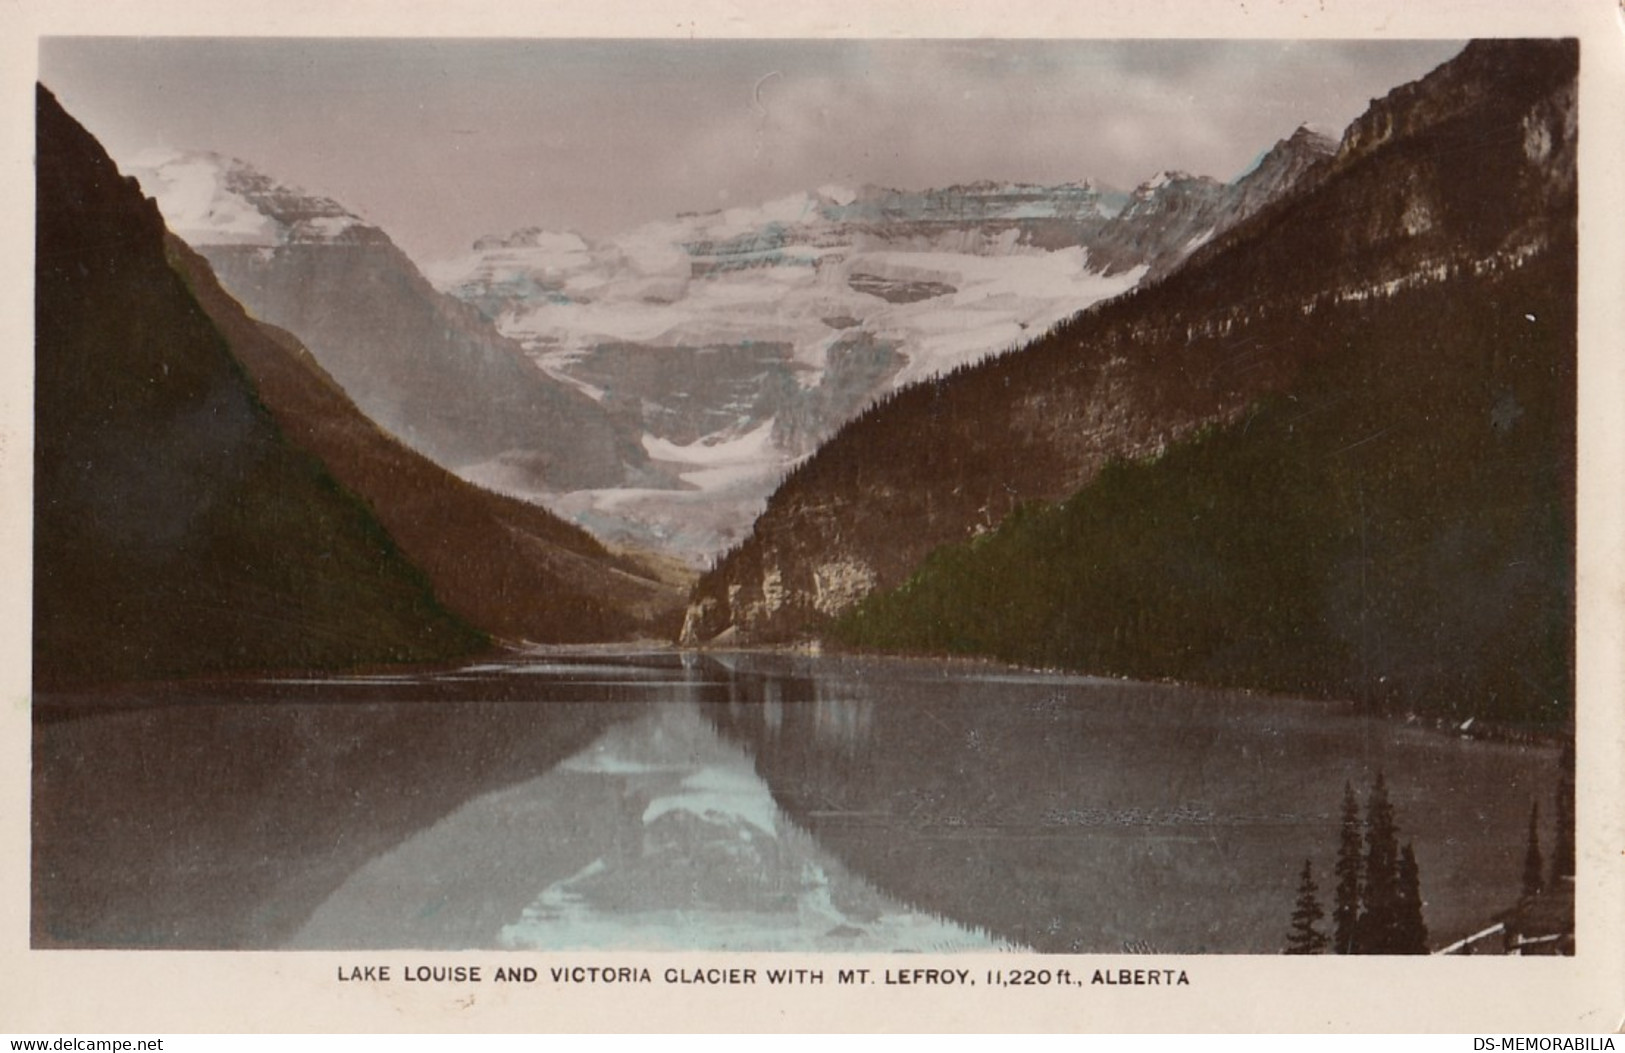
top-left (34, 85), bottom-right (485, 685)
top-left (837, 244), bottom-right (1574, 724)
top-left (144, 153), bottom-right (649, 493)
top-left (685, 40), bottom-right (1575, 723)
top-left (165, 238), bottom-right (690, 643)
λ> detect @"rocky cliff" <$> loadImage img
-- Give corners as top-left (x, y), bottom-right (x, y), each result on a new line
top-left (128, 152), bottom-right (649, 495)
top-left (683, 39), bottom-right (1576, 724)
top-left (427, 137), bottom-right (1332, 561)
top-left (34, 86), bottom-right (486, 685)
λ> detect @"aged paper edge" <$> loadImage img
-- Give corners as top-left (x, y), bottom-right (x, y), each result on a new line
top-left (1, 0), bottom-right (1621, 1034)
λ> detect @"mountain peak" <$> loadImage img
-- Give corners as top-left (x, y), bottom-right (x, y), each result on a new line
top-left (816, 183), bottom-right (858, 207)
top-left (127, 149), bottom-right (376, 248)
top-left (470, 226), bottom-right (592, 254)
top-left (1288, 122), bottom-right (1338, 148)
top-left (1281, 125), bottom-right (1338, 160)
top-left (1137, 170), bottom-right (1196, 193)
top-left (1218, 122), bottom-right (1338, 227)
top-left (1232, 125), bottom-right (1336, 184)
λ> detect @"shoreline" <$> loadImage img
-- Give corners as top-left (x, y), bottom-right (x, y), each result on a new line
top-left (32, 634), bottom-right (1574, 749)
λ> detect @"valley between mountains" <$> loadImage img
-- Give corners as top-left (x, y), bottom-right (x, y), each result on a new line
top-left (35, 39), bottom-right (1575, 730)
top-left (28, 39), bottom-right (1584, 963)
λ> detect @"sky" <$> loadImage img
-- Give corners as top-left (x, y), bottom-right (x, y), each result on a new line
top-left (39, 37), bottom-right (1465, 267)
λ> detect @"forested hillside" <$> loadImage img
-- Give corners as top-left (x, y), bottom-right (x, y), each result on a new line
top-left (687, 40), bottom-right (1576, 725)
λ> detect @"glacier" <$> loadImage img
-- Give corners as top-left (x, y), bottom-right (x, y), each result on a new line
top-left (126, 130), bottom-right (1334, 564)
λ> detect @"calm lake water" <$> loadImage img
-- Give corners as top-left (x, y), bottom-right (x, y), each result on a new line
top-left (32, 649), bottom-right (1558, 953)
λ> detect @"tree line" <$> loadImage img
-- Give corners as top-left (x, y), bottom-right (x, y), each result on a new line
top-left (1286, 773), bottom-right (1428, 954)
top-left (1287, 746), bottom-right (1575, 954)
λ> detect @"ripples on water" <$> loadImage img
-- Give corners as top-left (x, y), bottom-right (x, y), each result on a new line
top-left (32, 649), bottom-right (1557, 952)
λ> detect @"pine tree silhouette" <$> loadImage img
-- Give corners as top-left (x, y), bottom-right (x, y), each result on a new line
top-left (1310, 775), bottom-right (1427, 954)
top-left (1332, 782), bottom-right (1363, 954)
top-left (1286, 858), bottom-right (1330, 954)
top-left (1522, 800), bottom-right (1545, 900)
top-left (1551, 737), bottom-right (1575, 885)
top-left (1394, 842), bottom-right (1429, 954)
top-left (1355, 772), bottom-right (1401, 953)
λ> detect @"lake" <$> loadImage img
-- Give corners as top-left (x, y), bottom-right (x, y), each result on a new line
top-left (32, 649), bottom-right (1559, 953)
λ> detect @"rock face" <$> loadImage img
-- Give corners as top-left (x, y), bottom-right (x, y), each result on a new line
top-left (682, 39), bottom-right (1576, 723)
top-left (1087, 125), bottom-right (1338, 280)
top-left (166, 236), bottom-right (691, 646)
top-left (33, 86), bottom-right (486, 685)
top-left (1226, 125), bottom-right (1340, 227)
top-left (126, 152), bottom-right (647, 494)
top-left (35, 85), bottom-right (691, 686)
top-left (428, 145), bottom-right (1331, 561)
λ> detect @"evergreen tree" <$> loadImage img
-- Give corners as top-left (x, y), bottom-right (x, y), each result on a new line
top-left (1286, 858), bottom-right (1330, 954)
top-left (1332, 782), bottom-right (1363, 954)
top-left (1356, 772), bottom-right (1401, 953)
top-left (1522, 800), bottom-right (1544, 900)
top-left (1551, 737), bottom-right (1575, 885)
top-left (1394, 842), bottom-right (1430, 954)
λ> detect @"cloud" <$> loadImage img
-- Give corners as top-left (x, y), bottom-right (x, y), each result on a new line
top-left (41, 38), bottom-right (1464, 263)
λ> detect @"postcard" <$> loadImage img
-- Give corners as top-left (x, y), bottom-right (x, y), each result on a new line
top-left (5, 0), bottom-right (1622, 1034)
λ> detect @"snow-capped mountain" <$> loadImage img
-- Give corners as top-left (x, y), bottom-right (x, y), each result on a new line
top-left (681, 37), bottom-right (1576, 734)
top-left (126, 149), bottom-right (377, 247)
top-left (124, 124), bottom-right (1331, 565)
top-left (428, 140), bottom-right (1327, 560)
top-left (127, 151), bottom-right (649, 495)
top-left (428, 179), bottom-right (1145, 400)
top-left (35, 94), bottom-right (483, 683)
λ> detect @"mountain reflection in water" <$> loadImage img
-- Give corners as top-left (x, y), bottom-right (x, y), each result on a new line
top-left (291, 700), bottom-right (1003, 951)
